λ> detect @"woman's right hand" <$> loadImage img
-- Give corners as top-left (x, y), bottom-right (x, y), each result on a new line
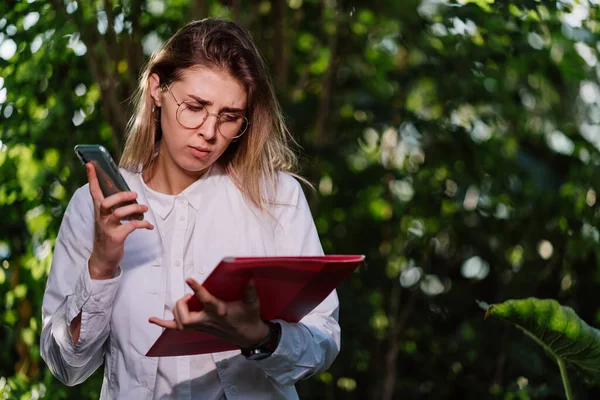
top-left (86, 163), bottom-right (154, 280)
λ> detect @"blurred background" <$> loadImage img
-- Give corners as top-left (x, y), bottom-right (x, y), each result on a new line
top-left (1, 0), bottom-right (600, 399)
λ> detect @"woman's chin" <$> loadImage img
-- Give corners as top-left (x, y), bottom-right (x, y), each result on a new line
top-left (179, 157), bottom-right (215, 175)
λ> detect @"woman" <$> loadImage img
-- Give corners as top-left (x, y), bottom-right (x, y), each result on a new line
top-left (40, 18), bottom-right (340, 399)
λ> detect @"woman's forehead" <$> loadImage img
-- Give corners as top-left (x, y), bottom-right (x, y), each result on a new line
top-left (176, 66), bottom-right (247, 108)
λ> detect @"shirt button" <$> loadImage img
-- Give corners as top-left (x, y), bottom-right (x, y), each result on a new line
top-left (179, 216), bottom-right (185, 221)
top-left (230, 385), bottom-right (237, 395)
top-left (221, 359), bottom-right (229, 368)
top-left (199, 268), bottom-right (206, 274)
top-left (175, 260), bottom-right (181, 267)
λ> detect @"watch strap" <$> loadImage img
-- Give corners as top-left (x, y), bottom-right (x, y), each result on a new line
top-left (240, 321), bottom-right (281, 359)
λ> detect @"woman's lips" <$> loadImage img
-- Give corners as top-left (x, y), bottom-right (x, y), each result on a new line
top-left (188, 146), bottom-right (211, 159)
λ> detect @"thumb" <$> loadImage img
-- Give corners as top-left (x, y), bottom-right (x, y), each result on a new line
top-left (186, 277), bottom-right (202, 292)
top-left (86, 162), bottom-right (104, 205)
top-left (243, 280), bottom-right (259, 305)
top-left (187, 278), bottom-right (227, 317)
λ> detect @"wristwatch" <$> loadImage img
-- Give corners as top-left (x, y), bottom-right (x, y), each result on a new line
top-left (240, 321), bottom-right (282, 361)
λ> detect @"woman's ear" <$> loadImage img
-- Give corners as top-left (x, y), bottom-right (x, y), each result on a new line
top-left (149, 73), bottom-right (163, 107)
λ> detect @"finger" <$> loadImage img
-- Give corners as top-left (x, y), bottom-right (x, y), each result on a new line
top-left (181, 293), bottom-right (194, 304)
top-left (148, 317), bottom-right (178, 329)
top-left (186, 277), bottom-right (202, 292)
top-left (100, 192), bottom-right (139, 216)
top-left (86, 163), bottom-right (105, 207)
top-left (114, 219), bottom-right (154, 239)
top-left (172, 303), bottom-right (184, 330)
top-left (112, 203), bottom-right (149, 221)
top-left (243, 280), bottom-right (259, 305)
top-left (187, 278), bottom-right (226, 317)
top-left (175, 297), bottom-right (193, 329)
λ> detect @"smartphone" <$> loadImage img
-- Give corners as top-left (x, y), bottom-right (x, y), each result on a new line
top-left (74, 144), bottom-right (143, 220)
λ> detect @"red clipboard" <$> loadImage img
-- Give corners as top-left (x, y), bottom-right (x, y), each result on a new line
top-left (146, 255), bottom-right (365, 357)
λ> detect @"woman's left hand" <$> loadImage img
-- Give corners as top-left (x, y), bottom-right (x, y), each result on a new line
top-left (149, 278), bottom-right (269, 348)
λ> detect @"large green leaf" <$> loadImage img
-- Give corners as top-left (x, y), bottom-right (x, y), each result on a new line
top-left (485, 298), bottom-right (600, 386)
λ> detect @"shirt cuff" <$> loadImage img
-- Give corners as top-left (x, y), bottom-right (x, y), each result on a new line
top-left (66, 264), bottom-right (122, 325)
top-left (253, 319), bottom-right (303, 372)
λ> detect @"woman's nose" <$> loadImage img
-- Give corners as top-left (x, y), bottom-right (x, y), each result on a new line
top-left (197, 114), bottom-right (218, 140)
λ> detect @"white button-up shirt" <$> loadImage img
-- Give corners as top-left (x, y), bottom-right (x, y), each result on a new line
top-left (40, 164), bottom-right (341, 399)
top-left (143, 173), bottom-right (224, 400)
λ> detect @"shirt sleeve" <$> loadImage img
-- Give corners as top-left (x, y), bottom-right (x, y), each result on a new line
top-left (40, 185), bottom-right (122, 386)
top-left (254, 174), bottom-right (341, 386)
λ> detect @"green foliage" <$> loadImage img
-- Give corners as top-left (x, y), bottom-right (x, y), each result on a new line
top-left (2, 0), bottom-right (600, 399)
top-left (486, 298), bottom-right (600, 399)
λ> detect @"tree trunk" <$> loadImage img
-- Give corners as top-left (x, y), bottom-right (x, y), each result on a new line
top-left (191, 0), bottom-right (209, 21)
top-left (381, 284), bottom-right (418, 400)
top-left (314, 2), bottom-right (340, 148)
top-left (272, 0), bottom-right (289, 88)
top-left (127, 0), bottom-right (145, 87)
top-left (232, 0), bottom-right (242, 24)
top-left (51, 0), bottom-right (131, 155)
top-left (381, 288), bottom-right (417, 400)
top-left (381, 284), bottom-right (401, 400)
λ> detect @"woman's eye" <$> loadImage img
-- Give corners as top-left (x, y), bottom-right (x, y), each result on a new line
top-left (221, 114), bottom-right (239, 122)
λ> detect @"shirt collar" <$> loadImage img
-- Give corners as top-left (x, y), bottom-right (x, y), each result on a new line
top-left (140, 164), bottom-right (220, 220)
top-left (141, 182), bottom-right (175, 220)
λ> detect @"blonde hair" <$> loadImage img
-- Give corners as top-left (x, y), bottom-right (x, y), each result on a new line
top-left (120, 18), bottom-right (301, 211)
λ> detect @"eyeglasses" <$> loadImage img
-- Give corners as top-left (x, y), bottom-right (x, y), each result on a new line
top-left (161, 84), bottom-right (249, 140)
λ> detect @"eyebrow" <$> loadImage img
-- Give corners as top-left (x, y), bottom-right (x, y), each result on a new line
top-left (188, 94), bottom-right (245, 114)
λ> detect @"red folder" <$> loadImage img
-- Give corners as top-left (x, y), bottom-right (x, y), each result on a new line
top-left (146, 255), bottom-right (365, 357)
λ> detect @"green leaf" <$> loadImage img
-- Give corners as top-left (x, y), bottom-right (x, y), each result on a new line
top-left (459, 0), bottom-right (494, 12)
top-left (485, 298), bottom-right (600, 392)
